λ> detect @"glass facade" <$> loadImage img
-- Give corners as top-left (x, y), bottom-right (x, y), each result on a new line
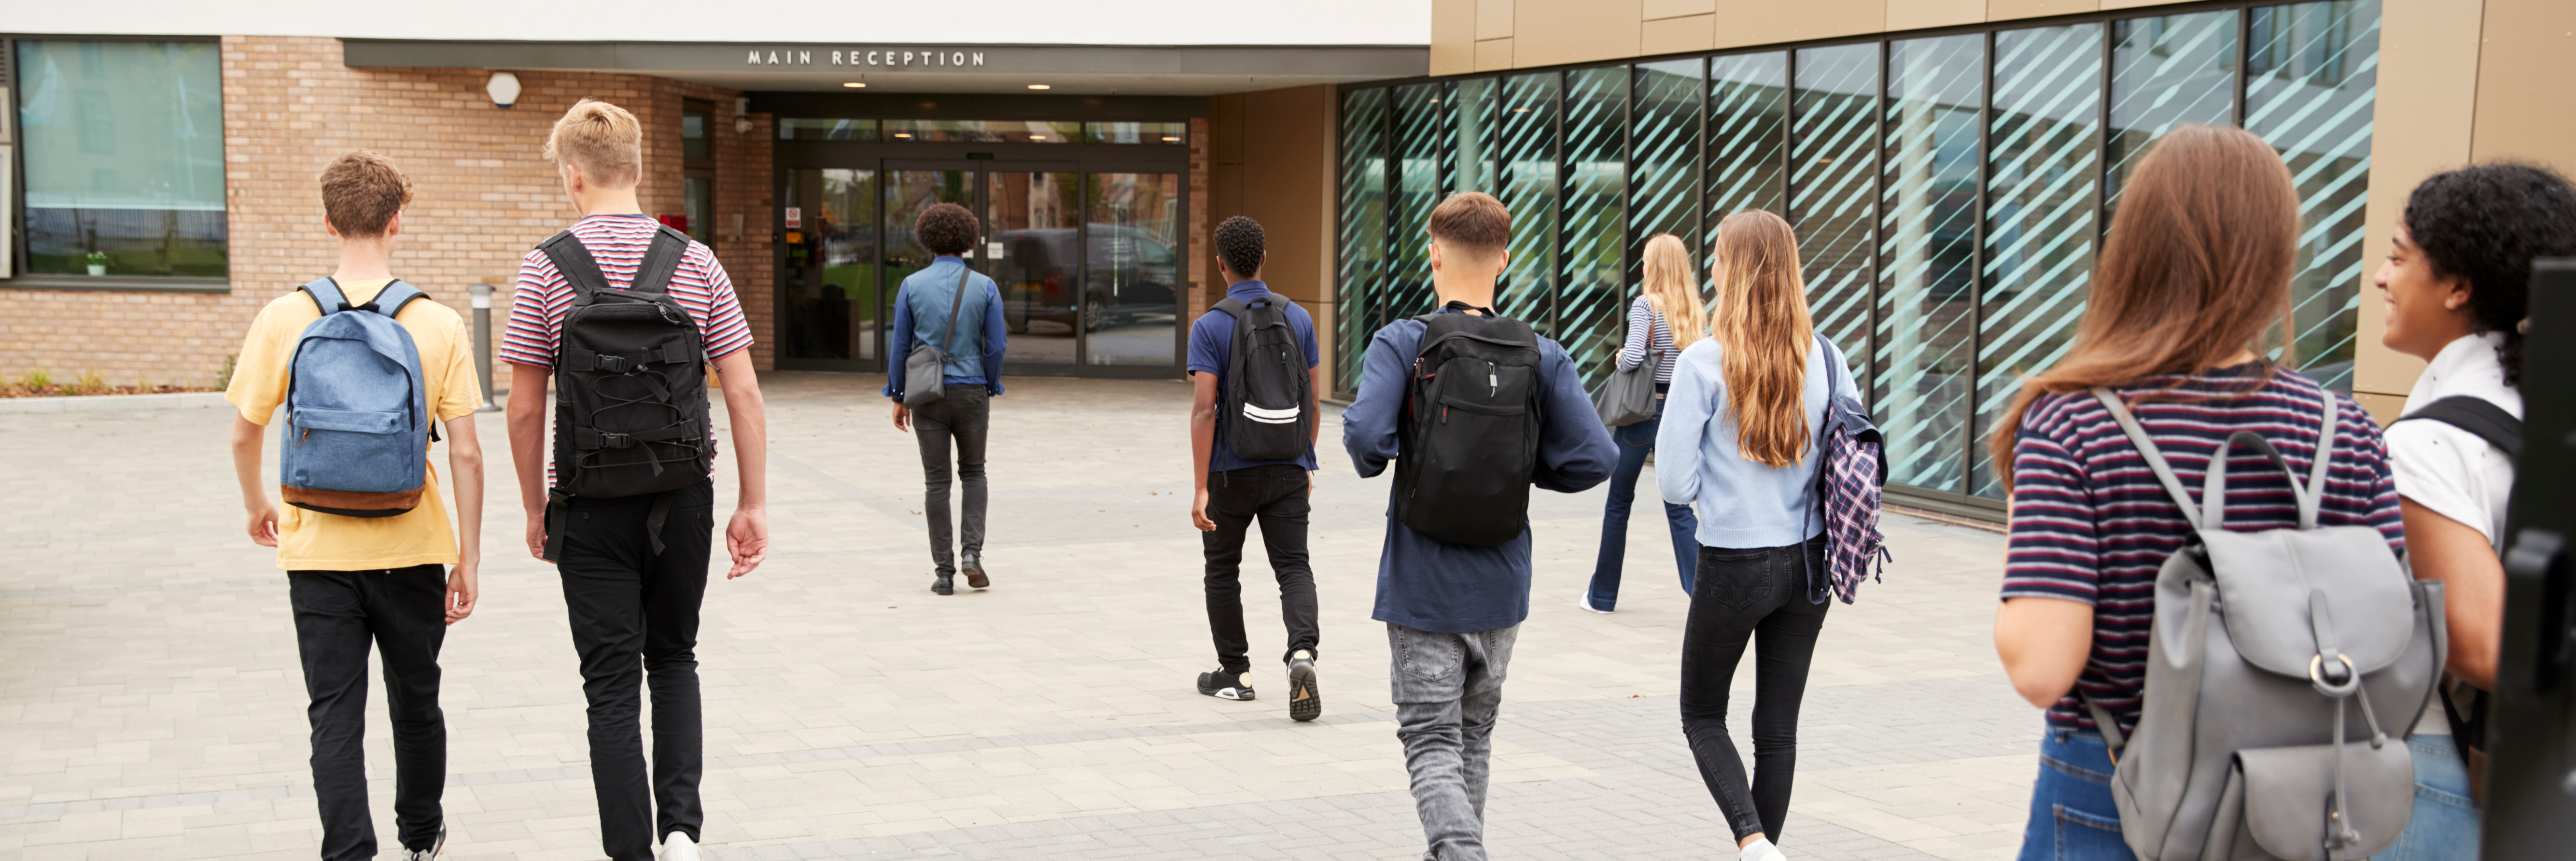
top-left (1333, 0), bottom-right (2380, 504)
top-left (14, 40), bottom-right (226, 279)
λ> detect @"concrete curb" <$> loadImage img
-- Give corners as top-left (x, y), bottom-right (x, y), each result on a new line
top-left (0, 392), bottom-right (232, 415)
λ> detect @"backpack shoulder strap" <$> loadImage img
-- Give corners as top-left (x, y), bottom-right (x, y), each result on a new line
top-left (631, 226), bottom-right (692, 295)
top-left (301, 278), bottom-right (350, 316)
top-left (1210, 296), bottom-right (1249, 319)
top-left (538, 230), bottom-right (613, 297)
top-left (369, 280), bottom-right (428, 319)
top-left (2090, 387), bottom-right (2207, 531)
top-left (2398, 395), bottom-right (2523, 459)
top-left (2302, 389), bottom-right (2339, 528)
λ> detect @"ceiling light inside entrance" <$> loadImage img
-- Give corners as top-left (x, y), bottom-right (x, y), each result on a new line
top-left (842, 82), bottom-right (867, 88)
top-left (1026, 84), bottom-right (1051, 90)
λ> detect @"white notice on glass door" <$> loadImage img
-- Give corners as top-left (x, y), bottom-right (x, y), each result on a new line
top-left (987, 241), bottom-right (1005, 259)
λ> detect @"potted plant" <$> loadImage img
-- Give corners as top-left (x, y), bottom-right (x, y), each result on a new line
top-left (84, 251), bottom-right (108, 277)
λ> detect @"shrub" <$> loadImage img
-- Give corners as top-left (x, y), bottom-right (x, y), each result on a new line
top-left (214, 355), bottom-right (236, 391)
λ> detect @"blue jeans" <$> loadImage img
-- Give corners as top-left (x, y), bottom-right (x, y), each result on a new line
top-left (2017, 728), bottom-right (2138, 861)
top-left (1586, 403), bottom-right (1698, 610)
top-left (2373, 734), bottom-right (2481, 861)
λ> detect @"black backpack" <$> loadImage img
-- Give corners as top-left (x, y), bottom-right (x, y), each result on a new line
top-left (1211, 292), bottom-right (1313, 461)
top-left (537, 226), bottom-right (713, 559)
top-left (1394, 302), bottom-right (1544, 546)
top-left (2393, 394), bottom-right (2523, 801)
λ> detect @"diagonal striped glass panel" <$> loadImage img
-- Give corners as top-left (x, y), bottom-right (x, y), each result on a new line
top-left (1708, 52), bottom-right (1789, 297)
top-left (1452, 77), bottom-right (1499, 195)
top-left (1335, 87), bottom-right (1388, 395)
top-left (1498, 72), bottom-right (1561, 325)
top-left (1877, 35), bottom-right (1984, 495)
top-left (2106, 12), bottom-right (2237, 221)
top-left (1631, 59), bottom-right (1704, 290)
top-left (1560, 67), bottom-right (1630, 391)
top-left (2247, 0), bottom-right (2380, 394)
top-left (1791, 44), bottom-right (1882, 391)
top-left (1976, 24), bottom-right (2103, 498)
top-left (1389, 84), bottom-right (1448, 323)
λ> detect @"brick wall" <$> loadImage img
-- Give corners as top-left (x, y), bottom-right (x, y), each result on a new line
top-left (1188, 116), bottom-right (1212, 324)
top-left (0, 35), bottom-right (778, 390)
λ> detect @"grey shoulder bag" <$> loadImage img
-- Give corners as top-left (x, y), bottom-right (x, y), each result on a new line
top-left (1593, 308), bottom-right (1664, 427)
top-left (902, 267), bottom-right (973, 409)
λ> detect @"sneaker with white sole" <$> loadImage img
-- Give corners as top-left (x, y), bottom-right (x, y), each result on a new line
top-left (659, 831), bottom-right (700, 861)
top-left (1577, 593), bottom-right (1613, 614)
top-left (397, 826), bottom-right (447, 861)
top-left (1196, 669), bottom-right (1255, 701)
top-left (1287, 650), bottom-right (1321, 722)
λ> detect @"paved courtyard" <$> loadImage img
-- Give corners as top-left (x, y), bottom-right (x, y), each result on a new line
top-left (0, 372), bottom-right (2037, 861)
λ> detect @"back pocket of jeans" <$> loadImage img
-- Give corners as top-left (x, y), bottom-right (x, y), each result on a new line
top-left (1701, 550), bottom-right (1773, 611)
top-left (1397, 632), bottom-right (1461, 681)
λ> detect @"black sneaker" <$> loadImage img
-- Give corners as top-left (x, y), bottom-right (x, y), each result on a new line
top-left (1287, 651), bottom-right (1321, 722)
top-left (1196, 669), bottom-right (1254, 701)
top-left (960, 552), bottom-right (989, 590)
top-left (932, 572), bottom-right (954, 595)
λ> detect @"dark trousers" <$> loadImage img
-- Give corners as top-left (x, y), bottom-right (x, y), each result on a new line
top-left (288, 565), bottom-right (449, 861)
top-left (1202, 464), bottom-right (1320, 673)
top-left (559, 479), bottom-right (715, 861)
top-left (1585, 397), bottom-right (1700, 609)
top-left (1680, 537), bottom-right (1831, 844)
top-left (913, 384), bottom-right (990, 576)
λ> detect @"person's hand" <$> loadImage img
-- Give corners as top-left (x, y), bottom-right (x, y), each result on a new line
top-left (892, 401), bottom-right (912, 432)
top-left (726, 507), bottom-right (769, 579)
top-left (525, 515), bottom-right (549, 562)
top-left (1191, 489), bottom-right (1217, 532)
top-left (245, 499), bottom-right (280, 548)
top-left (445, 561), bottom-right (479, 625)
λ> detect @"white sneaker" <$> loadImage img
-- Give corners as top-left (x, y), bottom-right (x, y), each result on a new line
top-left (659, 831), bottom-right (700, 861)
top-left (1576, 593), bottom-right (1612, 614)
top-left (1740, 836), bottom-right (1787, 861)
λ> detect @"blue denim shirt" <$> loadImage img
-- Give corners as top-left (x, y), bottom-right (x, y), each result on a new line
top-left (884, 256), bottom-right (1008, 398)
top-left (1340, 307), bottom-right (1617, 633)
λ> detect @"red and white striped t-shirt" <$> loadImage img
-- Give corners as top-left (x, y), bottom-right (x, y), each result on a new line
top-left (502, 214), bottom-right (755, 484)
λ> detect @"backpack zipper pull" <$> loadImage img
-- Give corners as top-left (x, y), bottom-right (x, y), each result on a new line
top-left (1488, 370), bottom-right (1498, 395)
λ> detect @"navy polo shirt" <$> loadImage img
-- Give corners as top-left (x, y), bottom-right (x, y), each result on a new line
top-left (1186, 280), bottom-right (1321, 472)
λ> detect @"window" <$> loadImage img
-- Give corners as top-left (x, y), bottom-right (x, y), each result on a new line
top-left (1084, 122), bottom-right (1187, 144)
top-left (13, 40), bottom-right (224, 282)
top-left (680, 99), bottom-right (714, 243)
top-left (883, 119), bottom-right (1077, 143)
top-left (778, 118), bottom-right (880, 141)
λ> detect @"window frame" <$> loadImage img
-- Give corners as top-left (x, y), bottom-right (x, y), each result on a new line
top-left (681, 99), bottom-right (717, 245)
top-left (3, 34), bottom-right (229, 293)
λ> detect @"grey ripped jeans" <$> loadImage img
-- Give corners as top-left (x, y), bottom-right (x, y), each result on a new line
top-left (1387, 622), bottom-right (1521, 861)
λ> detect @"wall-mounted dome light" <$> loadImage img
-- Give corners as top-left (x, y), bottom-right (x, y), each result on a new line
top-left (486, 71), bottom-right (522, 109)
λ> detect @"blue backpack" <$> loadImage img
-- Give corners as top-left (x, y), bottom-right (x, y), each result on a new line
top-left (280, 278), bottom-right (434, 518)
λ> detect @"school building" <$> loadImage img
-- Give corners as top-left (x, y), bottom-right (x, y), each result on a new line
top-left (2, 0), bottom-right (2569, 516)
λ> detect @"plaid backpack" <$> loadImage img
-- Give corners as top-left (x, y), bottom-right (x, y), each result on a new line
top-left (1811, 334), bottom-right (1890, 603)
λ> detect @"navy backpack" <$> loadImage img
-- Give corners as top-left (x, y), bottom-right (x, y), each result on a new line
top-left (279, 278), bottom-right (435, 518)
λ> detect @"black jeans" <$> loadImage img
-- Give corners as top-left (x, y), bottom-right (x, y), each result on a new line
top-left (559, 479), bottom-right (715, 861)
top-left (912, 384), bottom-right (990, 576)
top-left (1680, 537), bottom-right (1831, 844)
top-left (288, 565), bottom-right (449, 861)
top-left (1202, 464), bottom-right (1320, 673)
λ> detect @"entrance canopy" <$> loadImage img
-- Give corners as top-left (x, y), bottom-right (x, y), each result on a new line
top-left (343, 41), bottom-right (1426, 96)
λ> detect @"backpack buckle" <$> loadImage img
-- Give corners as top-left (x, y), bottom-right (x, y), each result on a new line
top-left (598, 432), bottom-right (633, 449)
top-left (595, 354), bottom-right (631, 373)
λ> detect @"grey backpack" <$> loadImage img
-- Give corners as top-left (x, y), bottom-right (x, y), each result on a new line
top-left (2087, 387), bottom-right (2446, 861)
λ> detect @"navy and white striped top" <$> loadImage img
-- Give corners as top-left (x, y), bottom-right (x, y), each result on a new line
top-left (1615, 296), bottom-right (1680, 384)
top-left (2001, 364), bottom-right (2404, 735)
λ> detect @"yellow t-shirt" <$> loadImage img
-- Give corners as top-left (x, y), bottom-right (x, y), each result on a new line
top-left (225, 279), bottom-right (483, 570)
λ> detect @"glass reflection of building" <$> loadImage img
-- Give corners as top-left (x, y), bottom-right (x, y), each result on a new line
top-left (1334, 0), bottom-right (2380, 508)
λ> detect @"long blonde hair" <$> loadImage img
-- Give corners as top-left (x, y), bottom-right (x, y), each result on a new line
top-left (1639, 234), bottom-right (1705, 352)
top-left (1707, 211), bottom-right (1815, 468)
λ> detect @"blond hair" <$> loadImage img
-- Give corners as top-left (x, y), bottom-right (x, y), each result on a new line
top-left (319, 150), bottom-right (413, 239)
top-left (544, 98), bottom-right (643, 187)
top-left (1638, 234), bottom-right (1705, 352)
top-left (1707, 211), bottom-right (1816, 468)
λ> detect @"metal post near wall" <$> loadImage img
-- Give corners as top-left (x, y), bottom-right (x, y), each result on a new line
top-left (469, 282), bottom-right (501, 412)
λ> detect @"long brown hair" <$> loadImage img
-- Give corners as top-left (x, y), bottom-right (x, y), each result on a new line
top-left (1707, 211), bottom-right (1815, 468)
top-left (1640, 233), bottom-right (1706, 352)
top-left (1986, 124), bottom-right (2301, 489)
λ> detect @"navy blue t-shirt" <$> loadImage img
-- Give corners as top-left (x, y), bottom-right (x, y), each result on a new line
top-left (1187, 280), bottom-right (1321, 472)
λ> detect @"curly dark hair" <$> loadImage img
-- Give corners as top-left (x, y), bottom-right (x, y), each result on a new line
top-left (1214, 216), bottom-right (1265, 280)
top-left (2403, 162), bottom-right (2576, 387)
top-left (915, 202), bottom-right (980, 256)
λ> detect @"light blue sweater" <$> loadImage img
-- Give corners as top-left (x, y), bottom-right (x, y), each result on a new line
top-left (1655, 336), bottom-right (1862, 549)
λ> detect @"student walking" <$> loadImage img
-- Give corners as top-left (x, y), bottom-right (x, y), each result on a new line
top-left (1343, 191), bottom-right (1616, 861)
top-left (1653, 211), bottom-right (1861, 861)
top-left (1581, 232), bottom-right (1705, 613)
top-left (2371, 162), bottom-right (2576, 861)
top-left (1989, 126), bottom-right (2406, 861)
top-left (885, 202), bottom-right (1008, 595)
top-left (501, 99), bottom-right (770, 861)
top-left (226, 151), bottom-right (484, 861)
top-left (1186, 216), bottom-right (1325, 717)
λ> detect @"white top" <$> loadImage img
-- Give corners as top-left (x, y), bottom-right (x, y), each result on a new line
top-left (2384, 331), bottom-right (2521, 736)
